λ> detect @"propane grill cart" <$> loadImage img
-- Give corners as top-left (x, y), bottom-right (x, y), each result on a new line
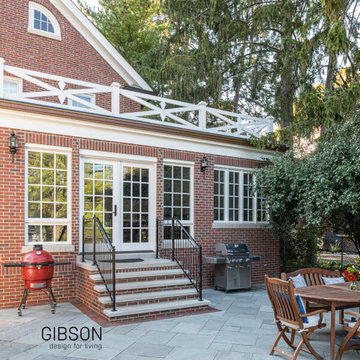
top-left (3, 244), bottom-right (71, 316)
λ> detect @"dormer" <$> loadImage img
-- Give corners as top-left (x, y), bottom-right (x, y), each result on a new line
top-left (28, 2), bottom-right (61, 40)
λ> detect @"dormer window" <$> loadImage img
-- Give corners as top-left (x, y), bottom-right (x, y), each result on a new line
top-left (28, 2), bottom-right (61, 40)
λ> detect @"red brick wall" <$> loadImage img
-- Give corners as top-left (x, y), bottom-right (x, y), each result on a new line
top-left (0, 126), bottom-right (280, 309)
top-left (0, 0), bottom-right (141, 113)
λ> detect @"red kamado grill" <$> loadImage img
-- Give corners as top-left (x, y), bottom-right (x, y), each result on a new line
top-left (3, 244), bottom-right (70, 316)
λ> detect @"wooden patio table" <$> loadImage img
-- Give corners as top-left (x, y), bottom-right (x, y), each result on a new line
top-left (295, 282), bottom-right (360, 360)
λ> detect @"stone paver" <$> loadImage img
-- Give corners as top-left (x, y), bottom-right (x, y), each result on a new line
top-left (0, 286), bottom-right (359, 359)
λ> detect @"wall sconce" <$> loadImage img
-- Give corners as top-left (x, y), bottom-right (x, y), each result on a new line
top-left (200, 156), bottom-right (208, 172)
top-left (9, 132), bottom-right (18, 163)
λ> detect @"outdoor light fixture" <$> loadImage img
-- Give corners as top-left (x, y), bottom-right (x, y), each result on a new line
top-left (9, 132), bottom-right (18, 163)
top-left (200, 155), bottom-right (208, 172)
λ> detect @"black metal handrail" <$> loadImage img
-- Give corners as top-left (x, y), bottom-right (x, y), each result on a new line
top-left (158, 218), bottom-right (203, 301)
top-left (82, 216), bottom-right (116, 312)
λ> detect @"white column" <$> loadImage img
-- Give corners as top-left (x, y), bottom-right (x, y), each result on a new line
top-left (198, 101), bottom-right (207, 130)
top-left (0, 58), bottom-right (5, 98)
top-left (111, 82), bottom-right (121, 116)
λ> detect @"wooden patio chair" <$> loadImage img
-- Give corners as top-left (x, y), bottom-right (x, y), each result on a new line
top-left (336, 311), bottom-right (360, 360)
top-left (265, 275), bottom-right (327, 360)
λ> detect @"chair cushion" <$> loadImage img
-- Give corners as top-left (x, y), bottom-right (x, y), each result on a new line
top-left (290, 274), bottom-right (307, 288)
top-left (282, 314), bottom-right (320, 330)
top-left (322, 276), bottom-right (345, 285)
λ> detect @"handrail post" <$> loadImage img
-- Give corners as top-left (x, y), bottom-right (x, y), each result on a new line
top-left (199, 245), bottom-right (203, 301)
top-left (82, 216), bottom-right (85, 262)
top-left (92, 217), bottom-right (96, 266)
top-left (171, 218), bottom-right (175, 261)
top-left (112, 247), bottom-right (116, 312)
top-left (156, 218), bottom-right (159, 259)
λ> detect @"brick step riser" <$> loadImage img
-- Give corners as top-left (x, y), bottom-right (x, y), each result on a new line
top-left (113, 265), bottom-right (179, 273)
top-left (105, 305), bottom-right (211, 322)
top-left (92, 273), bottom-right (187, 284)
top-left (103, 294), bottom-right (199, 308)
top-left (96, 284), bottom-right (194, 296)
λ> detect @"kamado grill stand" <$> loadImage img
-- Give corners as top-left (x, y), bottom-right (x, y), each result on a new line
top-left (3, 245), bottom-right (71, 316)
top-left (204, 243), bottom-right (261, 292)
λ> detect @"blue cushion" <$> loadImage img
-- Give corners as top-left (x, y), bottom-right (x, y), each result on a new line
top-left (289, 274), bottom-right (307, 288)
top-left (277, 291), bottom-right (308, 324)
top-left (295, 295), bottom-right (308, 323)
top-left (322, 276), bottom-right (345, 285)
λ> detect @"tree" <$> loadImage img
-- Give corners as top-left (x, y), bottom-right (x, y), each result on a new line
top-left (255, 114), bottom-right (360, 262)
top-left (78, 0), bottom-right (169, 88)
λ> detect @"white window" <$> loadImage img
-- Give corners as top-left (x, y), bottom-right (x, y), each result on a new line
top-left (28, 2), bottom-right (61, 40)
top-left (3, 77), bottom-right (22, 97)
top-left (163, 163), bottom-right (193, 238)
top-left (214, 167), bottom-right (268, 224)
top-left (26, 148), bottom-right (71, 244)
top-left (70, 94), bottom-right (95, 109)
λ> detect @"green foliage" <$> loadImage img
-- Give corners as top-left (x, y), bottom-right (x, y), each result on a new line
top-left (78, 0), bottom-right (169, 87)
top-left (255, 114), bottom-right (360, 265)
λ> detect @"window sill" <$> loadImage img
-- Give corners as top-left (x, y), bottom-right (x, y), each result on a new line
top-left (22, 243), bottom-right (74, 253)
top-left (212, 222), bottom-right (269, 229)
top-left (28, 28), bottom-right (61, 41)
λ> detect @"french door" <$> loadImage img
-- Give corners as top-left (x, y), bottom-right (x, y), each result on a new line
top-left (81, 159), bottom-right (154, 251)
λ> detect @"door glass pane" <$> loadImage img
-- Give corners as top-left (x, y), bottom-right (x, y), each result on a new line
top-left (123, 166), bottom-right (149, 244)
top-left (83, 162), bottom-right (113, 241)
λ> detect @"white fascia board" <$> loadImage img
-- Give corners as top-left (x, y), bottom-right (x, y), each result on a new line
top-left (0, 108), bottom-right (275, 161)
top-left (52, 0), bottom-right (152, 92)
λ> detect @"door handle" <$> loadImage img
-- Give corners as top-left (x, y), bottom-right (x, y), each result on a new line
top-left (113, 205), bottom-right (117, 216)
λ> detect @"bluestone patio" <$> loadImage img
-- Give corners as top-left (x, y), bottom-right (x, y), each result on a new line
top-left (0, 286), bottom-right (358, 360)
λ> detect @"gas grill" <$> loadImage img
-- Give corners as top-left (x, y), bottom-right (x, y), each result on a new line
top-left (204, 243), bottom-right (261, 292)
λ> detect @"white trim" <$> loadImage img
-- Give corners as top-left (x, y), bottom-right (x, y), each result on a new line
top-left (214, 164), bottom-right (257, 171)
top-left (26, 144), bottom-right (73, 152)
top-left (21, 244), bottom-right (74, 253)
top-left (163, 159), bottom-right (195, 166)
top-left (28, 2), bottom-right (62, 41)
top-left (80, 150), bottom-right (157, 164)
top-left (25, 146), bottom-right (72, 245)
top-left (0, 108), bottom-right (275, 160)
top-left (49, 0), bottom-right (152, 91)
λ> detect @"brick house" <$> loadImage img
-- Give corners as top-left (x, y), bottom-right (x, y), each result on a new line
top-left (0, 0), bottom-right (280, 321)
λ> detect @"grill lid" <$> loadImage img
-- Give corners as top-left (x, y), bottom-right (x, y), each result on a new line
top-left (21, 246), bottom-right (54, 265)
top-left (216, 243), bottom-right (250, 256)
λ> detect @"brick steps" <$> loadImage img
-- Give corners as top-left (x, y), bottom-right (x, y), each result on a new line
top-left (78, 258), bottom-right (210, 321)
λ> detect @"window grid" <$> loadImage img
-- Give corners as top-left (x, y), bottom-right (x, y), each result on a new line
top-left (123, 166), bottom-right (149, 244)
top-left (34, 9), bottom-right (54, 33)
top-left (214, 168), bottom-right (267, 224)
top-left (83, 162), bottom-right (113, 240)
top-left (229, 171), bottom-right (240, 221)
top-left (163, 165), bottom-right (191, 222)
top-left (26, 151), bottom-right (69, 243)
top-left (256, 190), bottom-right (268, 223)
top-left (214, 169), bottom-right (225, 221)
top-left (243, 172), bottom-right (254, 222)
